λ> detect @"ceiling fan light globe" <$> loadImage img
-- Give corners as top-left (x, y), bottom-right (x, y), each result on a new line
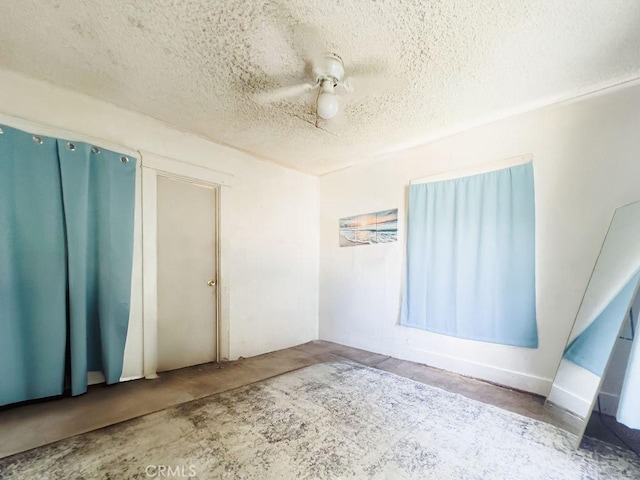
top-left (317, 92), bottom-right (339, 120)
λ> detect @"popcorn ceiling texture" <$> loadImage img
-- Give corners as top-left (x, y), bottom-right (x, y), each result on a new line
top-left (1, 1), bottom-right (640, 175)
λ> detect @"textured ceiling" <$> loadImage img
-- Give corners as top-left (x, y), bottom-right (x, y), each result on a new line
top-left (1, 1), bottom-right (640, 175)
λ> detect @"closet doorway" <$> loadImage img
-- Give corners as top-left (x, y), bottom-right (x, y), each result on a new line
top-left (156, 175), bottom-right (218, 372)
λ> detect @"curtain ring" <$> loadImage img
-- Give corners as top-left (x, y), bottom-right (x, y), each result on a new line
top-left (33, 136), bottom-right (43, 144)
top-left (92, 146), bottom-right (100, 154)
top-left (120, 156), bottom-right (129, 163)
top-left (67, 142), bottom-right (76, 151)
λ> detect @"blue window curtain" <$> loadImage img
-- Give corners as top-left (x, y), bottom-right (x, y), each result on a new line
top-left (0, 125), bottom-right (136, 406)
top-left (400, 162), bottom-right (538, 348)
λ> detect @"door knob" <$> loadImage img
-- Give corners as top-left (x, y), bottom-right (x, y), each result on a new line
top-left (207, 279), bottom-right (216, 287)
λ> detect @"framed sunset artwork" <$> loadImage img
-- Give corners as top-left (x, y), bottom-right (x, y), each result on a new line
top-left (339, 209), bottom-right (398, 247)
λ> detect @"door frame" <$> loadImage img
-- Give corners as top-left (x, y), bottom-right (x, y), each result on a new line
top-left (140, 151), bottom-right (233, 379)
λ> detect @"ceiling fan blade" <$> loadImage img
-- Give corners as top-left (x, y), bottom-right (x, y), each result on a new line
top-left (255, 82), bottom-right (317, 104)
top-left (348, 59), bottom-right (387, 77)
top-left (338, 75), bottom-right (384, 94)
top-left (338, 74), bottom-right (406, 96)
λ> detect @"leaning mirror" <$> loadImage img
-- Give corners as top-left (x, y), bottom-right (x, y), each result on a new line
top-left (545, 200), bottom-right (640, 448)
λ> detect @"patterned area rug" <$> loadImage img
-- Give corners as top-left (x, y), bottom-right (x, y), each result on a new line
top-left (2, 361), bottom-right (639, 479)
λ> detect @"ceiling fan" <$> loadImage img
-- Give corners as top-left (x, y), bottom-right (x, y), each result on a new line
top-left (255, 52), bottom-right (385, 125)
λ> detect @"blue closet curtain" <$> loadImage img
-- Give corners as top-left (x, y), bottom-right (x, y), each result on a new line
top-left (0, 125), bottom-right (136, 405)
top-left (0, 127), bottom-right (67, 406)
top-left (401, 162), bottom-right (538, 348)
top-left (564, 271), bottom-right (640, 376)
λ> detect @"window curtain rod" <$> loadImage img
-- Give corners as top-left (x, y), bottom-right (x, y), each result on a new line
top-left (410, 153), bottom-right (533, 185)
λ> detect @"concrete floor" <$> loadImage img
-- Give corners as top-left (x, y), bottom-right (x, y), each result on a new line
top-left (0, 341), bottom-right (596, 460)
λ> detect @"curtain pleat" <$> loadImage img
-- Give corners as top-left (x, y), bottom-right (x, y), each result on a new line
top-left (0, 127), bottom-right (67, 405)
top-left (401, 162), bottom-right (537, 348)
top-left (58, 143), bottom-right (137, 395)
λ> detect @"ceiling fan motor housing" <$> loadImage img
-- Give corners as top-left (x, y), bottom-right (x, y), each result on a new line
top-left (313, 54), bottom-right (345, 85)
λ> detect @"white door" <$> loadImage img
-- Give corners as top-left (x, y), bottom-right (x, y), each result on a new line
top-left (156, 176), bottom-right (217, 372)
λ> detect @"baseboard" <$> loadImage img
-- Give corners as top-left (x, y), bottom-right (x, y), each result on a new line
top-left (320, 329), bottom-right (552, 396)
top-left (87, 371), bottom-right (106, 386)
top-left (394, 345), bottom-right (552, 396)
top-left (88, 372), bottom-right (144, 386)
top-left (319, 330), bottom-right (392, 359)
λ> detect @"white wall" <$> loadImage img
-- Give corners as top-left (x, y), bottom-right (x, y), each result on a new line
top-left (0, 69), bottom-right (319, 379)
top-left (319, 81), bottom-right (640, 395)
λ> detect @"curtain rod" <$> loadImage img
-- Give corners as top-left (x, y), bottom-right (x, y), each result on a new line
top-left (410, 153), bottom-right (533, 185)
top-left (0, 111), bottom-right (140, 159)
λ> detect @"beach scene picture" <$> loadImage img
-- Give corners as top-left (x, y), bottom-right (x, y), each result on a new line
top-left (339, 209), bottom-right (398, 247)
